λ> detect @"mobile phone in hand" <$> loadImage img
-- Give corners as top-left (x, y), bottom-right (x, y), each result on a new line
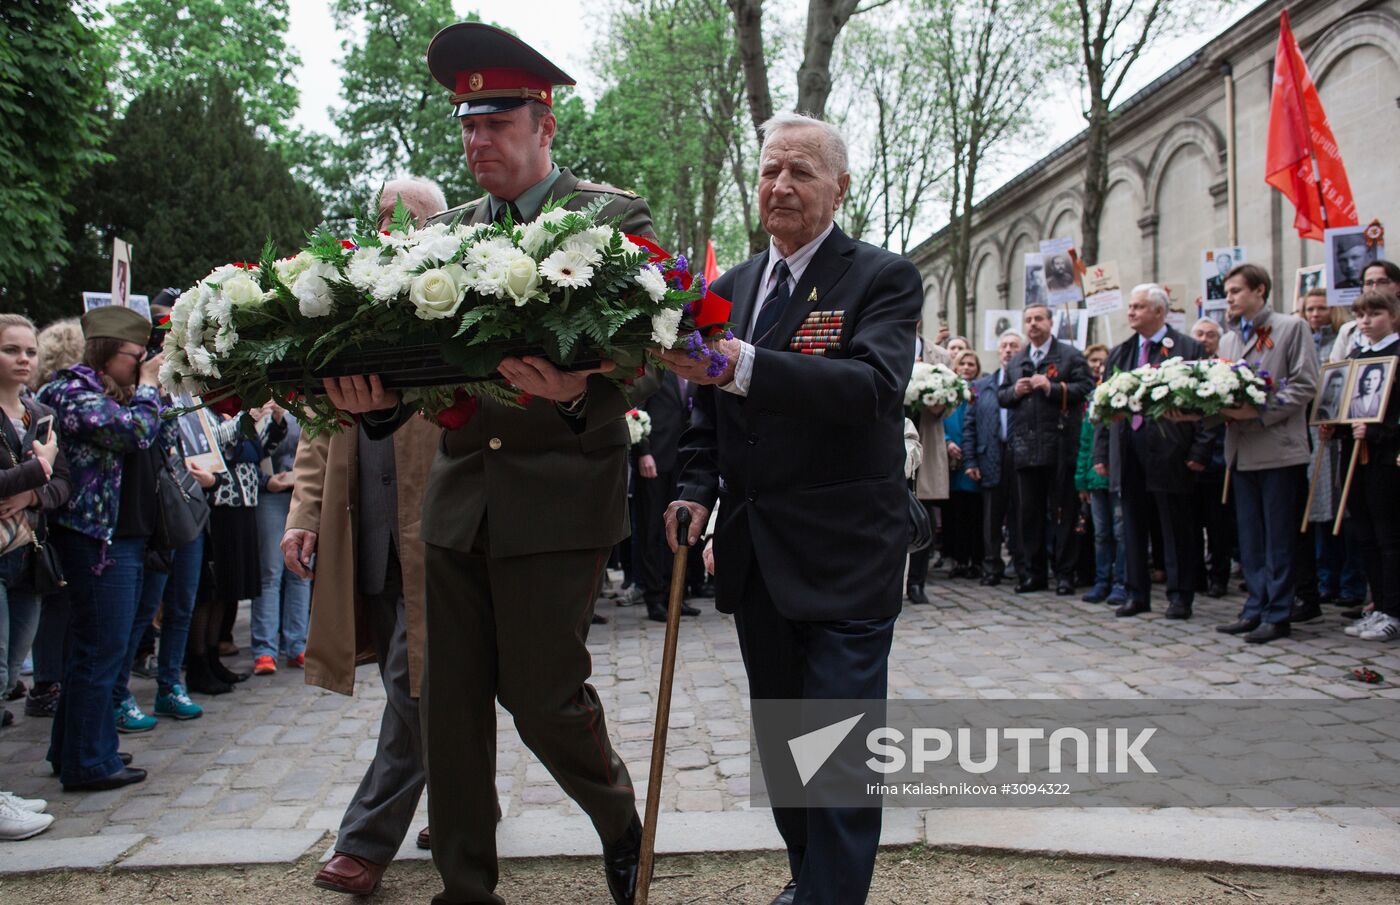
top-left (33, 414), bottom-right (54, 445)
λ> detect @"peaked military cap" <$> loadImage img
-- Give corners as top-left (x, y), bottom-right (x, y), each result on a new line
top-left (427, 22), bottom-right (575, 118)
top-left (81, 305), bottom-right (151, 345)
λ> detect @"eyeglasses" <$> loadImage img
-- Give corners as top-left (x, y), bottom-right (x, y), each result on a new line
top-left (1363, 278), bottom-right (1394, 289)
top-left (109, 349), bottom-right (145, 364)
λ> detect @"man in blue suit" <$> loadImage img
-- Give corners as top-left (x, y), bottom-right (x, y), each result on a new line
top-left (661, 112), bottom-right (920, 905)
top-left (963, 330), bottom-right (1024, 585)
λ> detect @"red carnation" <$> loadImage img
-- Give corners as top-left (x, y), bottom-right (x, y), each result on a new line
top-left (208, 393), bottom-right (243, 419)
top-left (435, 390), bottom-right (480, 430)
top-left (340, 239), bottom-right (357, 250)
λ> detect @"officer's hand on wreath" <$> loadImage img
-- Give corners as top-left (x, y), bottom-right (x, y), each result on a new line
top-left (497, 355), bottom-right (615, 403)
top-left (323, 375), bottom-right (400, 414)
top-left (282, 528), bottom-right (318, 579)
top-left (664, 500), bottom-right (708, 552)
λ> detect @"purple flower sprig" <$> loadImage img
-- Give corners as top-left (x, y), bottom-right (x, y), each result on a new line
top-left (683, 328), bottom-right (734, 378)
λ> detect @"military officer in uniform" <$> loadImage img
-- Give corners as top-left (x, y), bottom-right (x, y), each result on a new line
top-left (323, 23), bottom-right (653, 905)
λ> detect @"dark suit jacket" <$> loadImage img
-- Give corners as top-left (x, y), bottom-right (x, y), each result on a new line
top-left (996, 338), bottom-right (1093, 470)
top-left (1092, 327), bottom-right (1216, 494)
top-left (364, 171), bottom-right (655, 557)
top-left (676, 226), bottom-right (921, 622)
top-left (635, 372), bottom-right (687, 474)
top-left (962, 371), bottom-right (1008, 489)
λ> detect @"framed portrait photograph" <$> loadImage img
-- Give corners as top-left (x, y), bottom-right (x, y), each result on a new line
top-left (1294, 264), bottom-right (1325, 306)
top-left (1038, 237), bottom-right (1084, 307)
top-left (1201, 246), bottom-right (1245, 304)
top-left (983, 309), bottom-right (1018, 351)
top-left (1050, 305), bottom-right (1088, 350)
top-left (1326, 224), bottom-right (1384, 308)
top-left (1311, 360), bottom-right (1352, 425)
top-left (172, 393), bottom-right (228, 473)
top-left (1344, 357), bottom-right (1397, 424)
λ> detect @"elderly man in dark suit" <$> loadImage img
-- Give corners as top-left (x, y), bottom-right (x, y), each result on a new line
top-left (1093, 284), bottom-right (1216, 620)
top-left (323, 24), bottom-right (652, 905)
top-left (661, 112), bottom-right (920, 905)
top-left (963, 330), bottom-right (1024, 585)
top-left (998, 304), bottom-right (1094, 595)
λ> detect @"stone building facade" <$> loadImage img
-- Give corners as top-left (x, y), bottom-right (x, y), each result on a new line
top-left (909, 0), bottom-right (1400, 359)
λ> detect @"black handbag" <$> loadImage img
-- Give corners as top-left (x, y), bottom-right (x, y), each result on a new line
top-left (907, 482), bottom-right (933, 553)
top-left (25, 515), bottom-right (65, 595)
top-left (154, 445), bottom-right (210, 550)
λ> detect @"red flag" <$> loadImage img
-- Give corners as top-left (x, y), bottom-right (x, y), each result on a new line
top-left (704, 239), bottom-right (720, 285)
top-left (1265, 11), bottom-right (1357, 241)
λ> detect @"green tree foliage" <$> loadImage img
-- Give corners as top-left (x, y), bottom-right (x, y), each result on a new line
top-left (309, 0), bottom-right (478, 229)
top-left (586, 0), bottom-right (757, 263)
top-left (0, 1), bottom-right (112, 303)
top-left (8, 80), bottom-right (322, 324)
top-left (106, 0), bottom-right (301, 142)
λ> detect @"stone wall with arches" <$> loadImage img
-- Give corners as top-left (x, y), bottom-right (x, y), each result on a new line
top-left (910, 0), bottom-right (1400, 362)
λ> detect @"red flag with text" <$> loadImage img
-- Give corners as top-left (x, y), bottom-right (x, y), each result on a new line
top-left (1265, 10), bottom-right (1356, 241)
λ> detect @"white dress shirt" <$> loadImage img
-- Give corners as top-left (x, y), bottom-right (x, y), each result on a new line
top-left (721, 223), bottom-right (837, 396)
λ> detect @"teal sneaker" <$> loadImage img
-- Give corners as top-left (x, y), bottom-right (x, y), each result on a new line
top-left (114, 696), bottom-right (158, 733)
top-left (154, 685), bottom-right (204, 720)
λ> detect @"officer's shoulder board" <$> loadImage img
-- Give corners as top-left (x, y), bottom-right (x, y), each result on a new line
top-left (574, 180), bottom-right (638, 200)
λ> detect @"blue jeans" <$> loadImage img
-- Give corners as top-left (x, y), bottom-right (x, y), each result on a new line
top-left (49, 529), bottom-right (145, 784)
top-left (1234, 466), bottom-right (1304, 625)
top-left (1316, 519), bottom-right (1368, 600)
top-left (251, 492), bottom-right (309, 659)
top-left (158, 533), bottom-right (205, 691)
top-left (0, 547), bottom-right (39, 697)
top-left (1087, 490), bottom-right (1116, 592)
top-left (114, 551), bottom-right (168, 707)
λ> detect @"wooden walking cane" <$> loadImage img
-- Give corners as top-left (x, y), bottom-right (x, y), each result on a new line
top-left (635, 506), bottom-right (691, 905)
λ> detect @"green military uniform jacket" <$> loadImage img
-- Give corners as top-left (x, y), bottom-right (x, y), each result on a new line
top-left (400, 168), bottom-right (655, 558)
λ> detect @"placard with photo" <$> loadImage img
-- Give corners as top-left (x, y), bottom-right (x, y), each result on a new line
top-left (1023, 252), bottom-right (1049, 308)
top-left (172, 393), bottom-right (228, 473)
top-left (1294, 264), bottom-right (1326, 305)
top-left (1201, 246), bottom-right (1245, 304)
top-left (1325, 224), bottom-right (1384, 308)
top-left (1038, 238), bottom-right (1083, 307)
top-left (1343, 357), bottom-right (1397, 424)
top-left (1083, 261), bottom-right (1123, 317)
top-left (1051, 305), bottom-right (1088, 349)
top-left (983, 309), bottom-right (1019, 351)
top-left (1311, 360), bottom-right (1352, 425)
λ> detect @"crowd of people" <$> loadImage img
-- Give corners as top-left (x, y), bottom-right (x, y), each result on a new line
top-left (906, 258), bottom-right (1400, 648)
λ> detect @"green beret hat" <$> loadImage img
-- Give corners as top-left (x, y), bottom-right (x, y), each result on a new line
top-left (81, 306), bottom-right (151, 346)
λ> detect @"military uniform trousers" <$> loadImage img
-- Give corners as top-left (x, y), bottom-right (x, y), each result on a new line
top-left (423, 529), bottom-right (635, 905)
top-left (335, 548), bottom-right (427, 865)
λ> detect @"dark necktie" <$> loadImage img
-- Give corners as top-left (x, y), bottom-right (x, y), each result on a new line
top-left (1132, 338), bottom-right (1152, 431)
top-left (493, 201), bottom-right (523, 225)
top-left (751, 259), bottom-right (792, 347)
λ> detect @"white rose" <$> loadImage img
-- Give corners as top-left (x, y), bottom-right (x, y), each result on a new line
top-left (634, 265), bottom-right (668, 303)
top-left (650, 307), bottom-right (683, 347)
top-left (409, 267), bottom-right (467, 320)
top-left (519, 223), bottom-right (553, 257)
top-left (222, 272), bottom-right (263, 308)
top-left (503, 253), bottom-right (542, 305)
top-left (293, 261), bottom-right (338, 318)
top-left (274, 252), bottom-right (315, 286)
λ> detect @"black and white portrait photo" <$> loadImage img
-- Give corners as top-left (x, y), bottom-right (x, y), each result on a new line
top-left (1201, 246), bottom-right (1244, 303)
top-left (1038, 237), bottom-right (1083, 306)
top-left (1326, 225), bottom-right (1386, 308)
top-left (173, 393), bottom-right (227, 473)
top-left (1347, 359), bottom-right (1395, 422)
top-left (1024, 253), bottom-right (1049, 308)
top-left (1312, 361), bottom-right (1350, 425)
top-left (1295, 264), bottom-right (1325, 305)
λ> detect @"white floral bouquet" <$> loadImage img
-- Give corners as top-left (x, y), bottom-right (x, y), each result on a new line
top-left (905, 361), bottom-right (970, 419)
top-left (1089, 357), bottom-right (1271, 423)
top-left (625, 408), bottom-right (652, 446)
top-left (160, 198), bottom-right (732, 432)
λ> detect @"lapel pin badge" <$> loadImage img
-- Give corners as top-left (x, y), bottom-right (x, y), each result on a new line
top-left (807, 288), bottom-right (817, 302)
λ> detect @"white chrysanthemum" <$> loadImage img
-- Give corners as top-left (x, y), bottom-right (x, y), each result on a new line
top-left (186, 345), bottom-right (216, 377)
top-left (1197, 383), bottom-right (1216, 397)
top-left (370, 263), bottom-right (411, 303)
top-left (519, 222), bottom-right (553, 257)
top-left (406, 225), bottom-right (464, 265)
top-left (650, 307), bottom-right (683, 347)
top-left (186, 305), bottom-right (206, 341)
top-left (204, 291), bottom-right (233, 327)
top-left (634, 265), bottom-right (668, 303)
top-left (1111, 393), bottom-right (1129, 408)
top-left (536, 208), bottom-right (571, 226)
top-left (1151, 385), bottom-right (1170, 401)
top-left (465, 236), bottom-right (517, 268)
top-left (206, 263), bottom-right (251, 285)
top-left (580, 226), bottom-right (616, 252)
top-left (213, 326), bottom-right (239, 356)
top-left (379, 230), bottom-right (416, 249)
top-left (539, 249), bottom-right (595, 289)
top-left (157, 358), bottom-right (179, 394)
top-left (347, 247), bottom-right (386, 291)
top-left (293, 261), bottom-right (338, 318)
top-left (468, 261), bottom-right (510, 298)
top-left (274, 252), bottom-right (316, 286)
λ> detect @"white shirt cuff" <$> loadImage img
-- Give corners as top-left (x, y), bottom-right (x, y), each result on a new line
top-left (719, 340), bottom-right (755, 397)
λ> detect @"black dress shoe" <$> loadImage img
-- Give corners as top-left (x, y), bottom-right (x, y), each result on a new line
top-left (907, 584), bottom-right (929, 605)
top-left (1291, 599), bottom-right (1323, 623)
top-left (603, 815), bottom-right (643, 905)
top-left (980, 573), bottom-right (1000, 587)
top-left (1014, 579), bottom-right (1047, 594)
top-left (63, 766), bottom-right (147, 792)
top-left (592, 613), bottom-right (609, 625)
top-left (680, 603), bottom-right (700, 617)
top-left (1115, 601), bottom-right (1151, 617)
top-left (1164, 603), bottom-right (1192, 620)
top-left (1055, 581), bottom-right (1074, 596)
top-left (646, 606), bottom-right (667, 623)
top-left (52, 751), bottom-right (132, 776)
top-left (1244, 621), bottom-right (1291, 644)
top-left (1216, 617), bottom-right (1261, 635)
top-left (1206, 581), bottom-right (1229, 598)
top-left (769, 879), bottom-right (797, 905)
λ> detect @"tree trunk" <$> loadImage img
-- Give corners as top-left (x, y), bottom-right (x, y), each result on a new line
top-left (1079, 99), bottom-right (1111, 267)
top-left (795, 0), bottom-right (861, 118)
top-left (726, 0), bottom-right (774, 141)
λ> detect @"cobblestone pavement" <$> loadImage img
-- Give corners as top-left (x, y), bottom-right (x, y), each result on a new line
top-left (4, 571), bottom-right (1400, 870)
